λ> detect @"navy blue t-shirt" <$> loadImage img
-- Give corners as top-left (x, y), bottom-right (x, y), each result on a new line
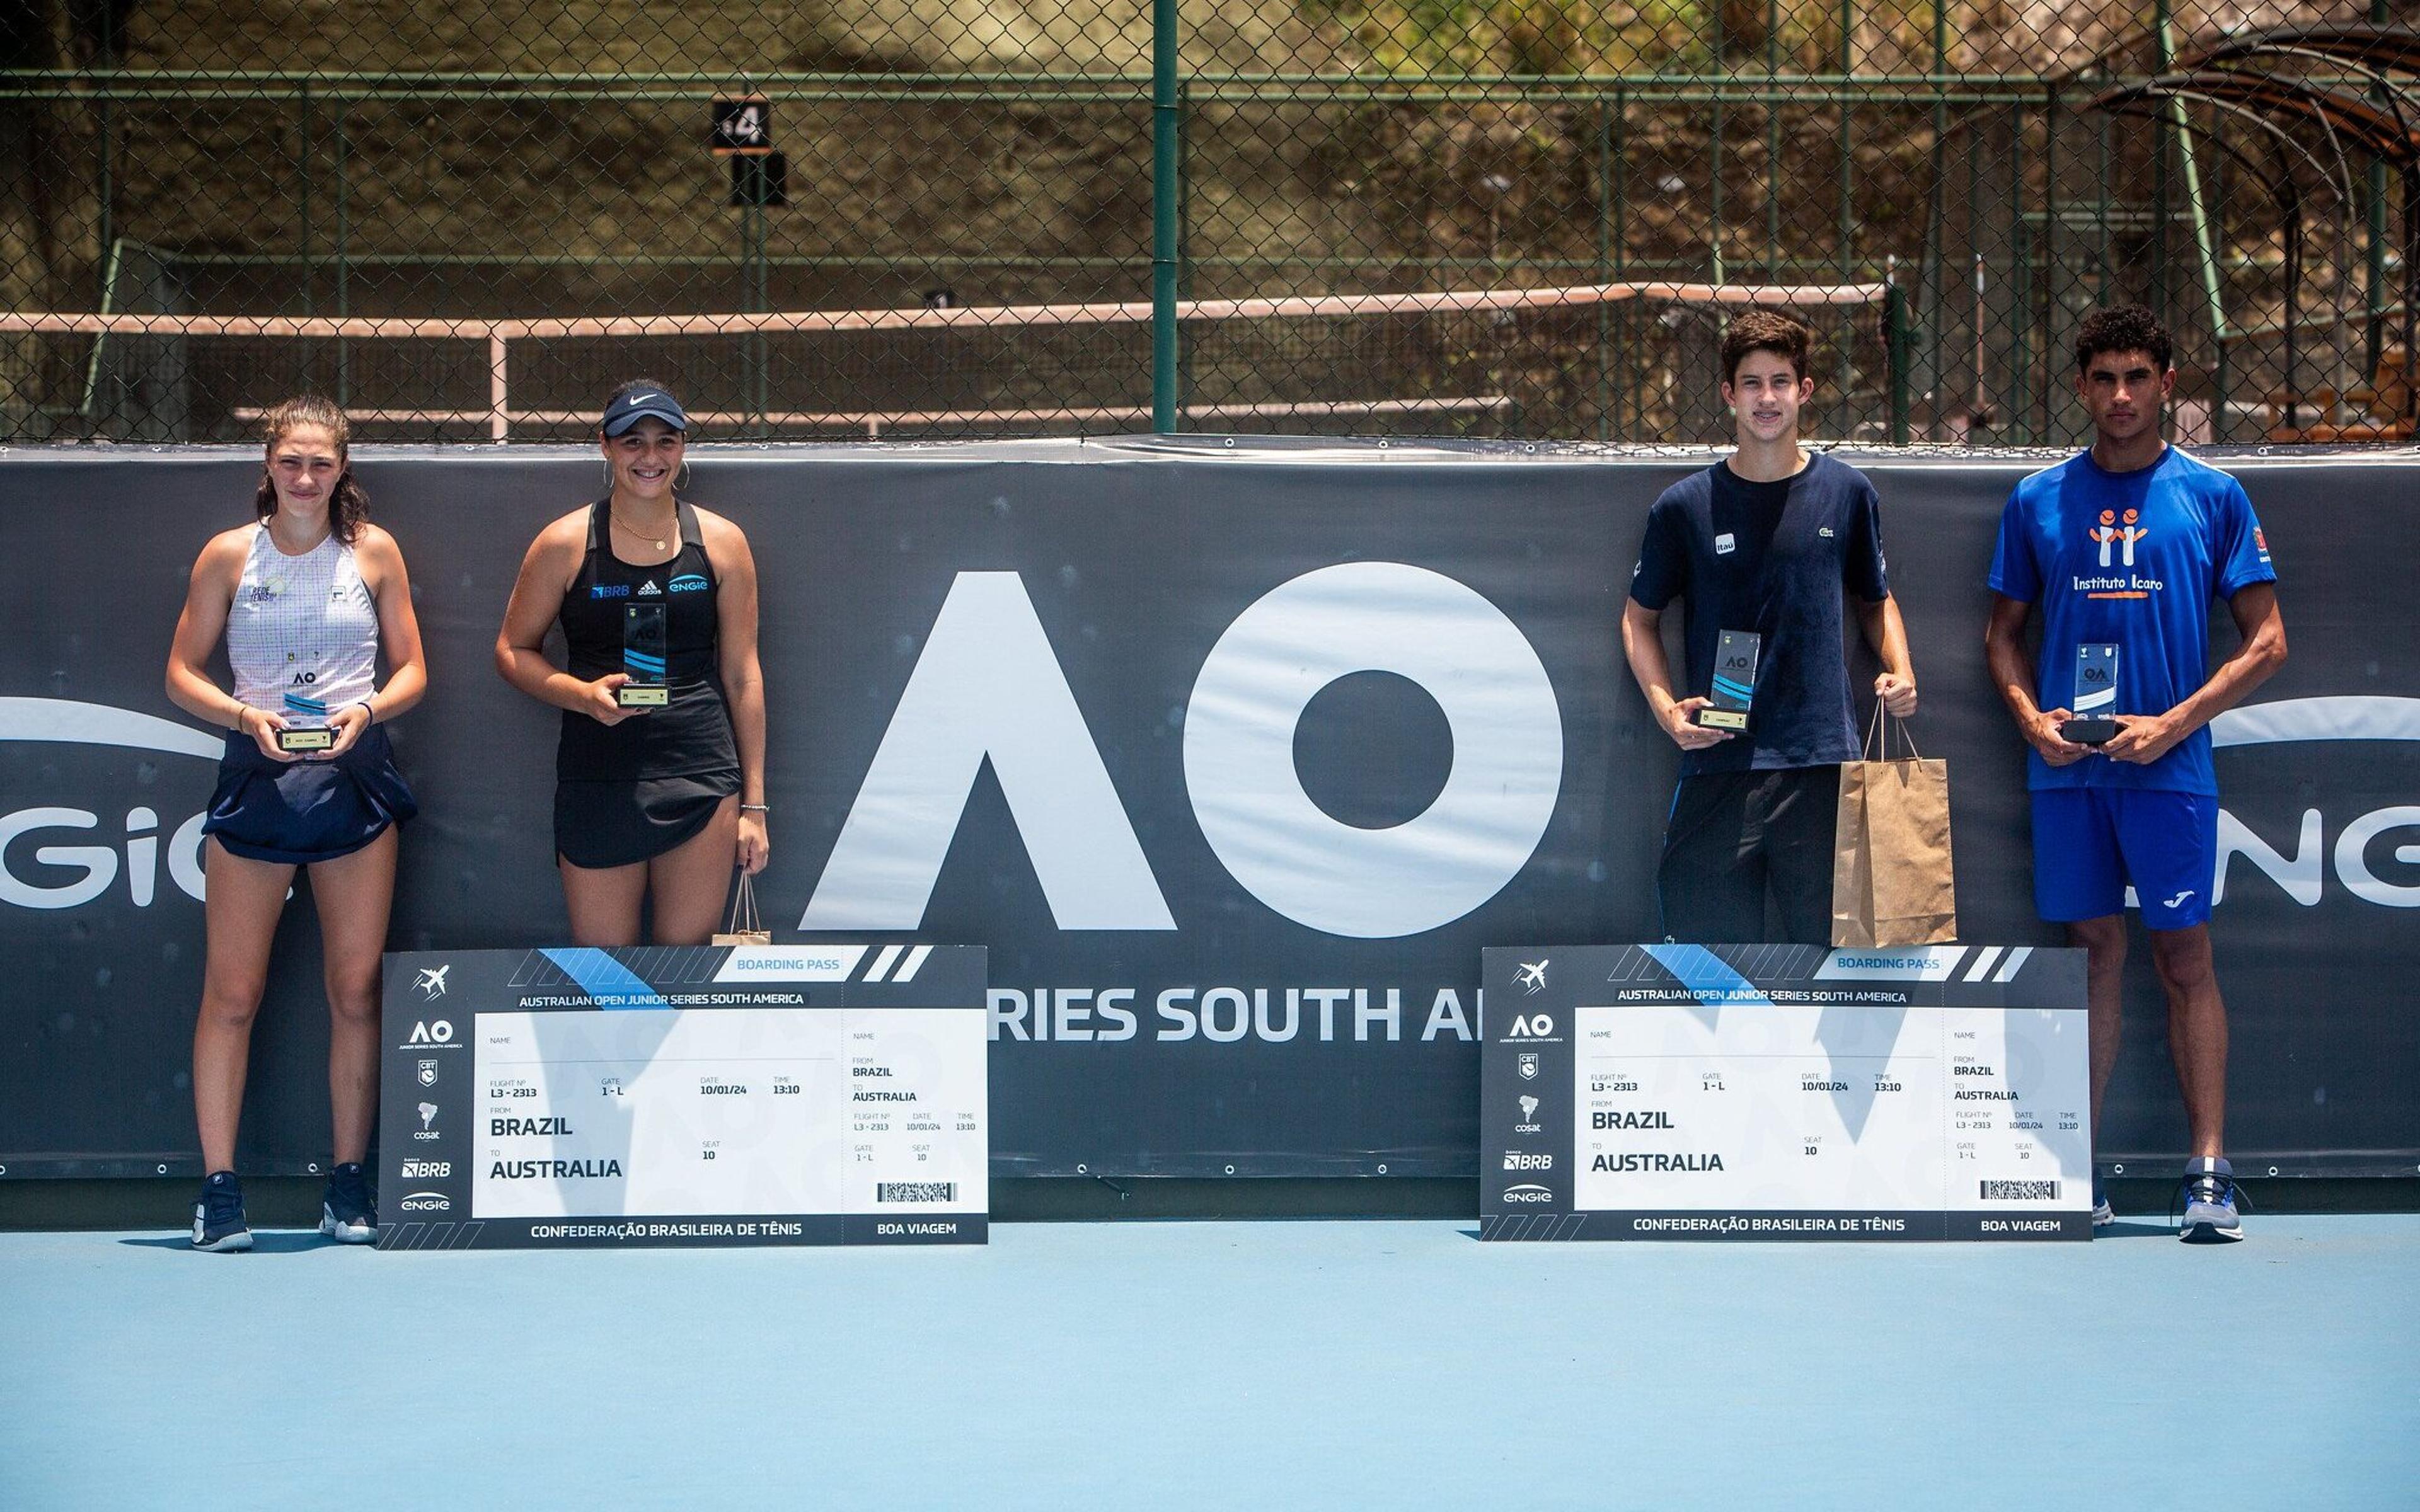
top-left (1629, 452), bottom-right (1892, 776)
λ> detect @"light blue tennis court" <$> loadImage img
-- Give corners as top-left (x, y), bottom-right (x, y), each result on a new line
top-left (5, 1213), bottom-right (2414, 1510)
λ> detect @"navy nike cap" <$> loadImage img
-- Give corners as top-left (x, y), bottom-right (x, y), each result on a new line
top-left (600, 386), bottom-right (690, 437)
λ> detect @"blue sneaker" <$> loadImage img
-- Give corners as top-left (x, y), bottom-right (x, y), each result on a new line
top-left (319, 1162), bottom-right (377, 1244)
top-left (2090, 1171), bottom-right (2115, 1229)
top-left (2175, 1156), bottom-right (2245, 1244)
top-left (191, 1170), bottom-right (252, 1252)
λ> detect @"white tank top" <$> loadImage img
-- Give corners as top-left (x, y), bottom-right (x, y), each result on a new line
top-left (225, 527), bottom-right (379, 721)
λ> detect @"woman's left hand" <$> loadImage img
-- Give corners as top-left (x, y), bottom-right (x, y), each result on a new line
top-left (736, 810), bottom-right (769, 874)
top-left (320, 701), bottom-right (374, 759)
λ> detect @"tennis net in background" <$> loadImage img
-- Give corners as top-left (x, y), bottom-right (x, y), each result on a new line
top-left (45, 278), bottom-right (1896, 444)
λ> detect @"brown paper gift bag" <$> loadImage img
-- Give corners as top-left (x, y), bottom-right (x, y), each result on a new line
top-left (712, 869), bottom-right (773, 946)
top-left (1831, 709), bottom-right (1958, 947)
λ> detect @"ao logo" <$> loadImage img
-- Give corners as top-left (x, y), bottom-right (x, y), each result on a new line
top-left (2210, 697), bottom-right (2420, 907)
top-left (801, 565), bottom-right (1564, 939)
top-left (0, 699), bottom-right (216, 909)
top-left (1506, 1014), bottom-right (1554, 1038)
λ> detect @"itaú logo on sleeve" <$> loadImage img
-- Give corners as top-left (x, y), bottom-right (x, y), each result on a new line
top-left (2210, 697), bottom-right (2420, 908)
top-left (0, 699), bottom-right (218, 910)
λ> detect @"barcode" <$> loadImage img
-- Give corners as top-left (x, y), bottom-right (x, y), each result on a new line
top-left (877, 1181), bottom-right (956, 1203)
top-left (1980, 1179), bottom-right (2060, 1201)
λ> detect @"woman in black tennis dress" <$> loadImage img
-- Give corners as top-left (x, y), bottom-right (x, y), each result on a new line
top-left (495, 381), bottom-right (768, 942)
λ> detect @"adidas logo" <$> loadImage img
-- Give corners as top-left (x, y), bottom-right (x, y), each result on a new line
top-left (637, 581), bottom-right (662, 595)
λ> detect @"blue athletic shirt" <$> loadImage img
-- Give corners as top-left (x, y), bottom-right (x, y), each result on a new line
top-left (1987, 446), bottom-right (2276, 796)
top-left (1630, 452), bottom-right (1891, 776)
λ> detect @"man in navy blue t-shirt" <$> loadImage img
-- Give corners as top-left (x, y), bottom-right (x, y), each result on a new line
top-left (1985, 305), bottom-right (2287, 1244)
top-left (1623, 311), bottom-right (1918, 944)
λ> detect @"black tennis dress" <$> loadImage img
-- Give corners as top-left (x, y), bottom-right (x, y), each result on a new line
top-left (553, 500), bottom-right (739, 868)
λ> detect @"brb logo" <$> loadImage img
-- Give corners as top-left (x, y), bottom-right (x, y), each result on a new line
top-left (798, 565), bottom-right (1564, 940)
top-left (0, 698), bottom-right (217, 910)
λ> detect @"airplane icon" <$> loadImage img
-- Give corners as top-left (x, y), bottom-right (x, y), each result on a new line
top-left (415, 965), bottom-right (451, 1000)
top-left (1514, 959), bottom-right (1549, 994)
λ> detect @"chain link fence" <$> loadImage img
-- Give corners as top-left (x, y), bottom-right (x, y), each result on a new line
top-left (0, 1), bottom-right (2411, 444)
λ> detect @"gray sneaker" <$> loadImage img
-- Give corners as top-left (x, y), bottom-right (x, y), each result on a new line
top-left (2175, 1156), bottom-right (2244, 1244)
top-left (2090, 1171), bottom-right (2115, 1228)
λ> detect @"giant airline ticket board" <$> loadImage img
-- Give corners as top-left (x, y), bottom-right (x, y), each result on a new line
top-left (1480, 944), bottom-right (2091, 1241)
top-left (376, 944), bottom-right (986, 1249)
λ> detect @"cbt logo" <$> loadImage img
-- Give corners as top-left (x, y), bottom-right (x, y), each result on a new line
top-left (0, 699), bottom-right (216, 910)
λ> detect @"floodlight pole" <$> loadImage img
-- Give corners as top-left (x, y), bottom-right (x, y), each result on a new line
top-left (1150, 0), bottom-right (1180, 433)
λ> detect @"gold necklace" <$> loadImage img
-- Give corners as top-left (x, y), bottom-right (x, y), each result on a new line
top-left (609, 510), bottom-right (670, 554)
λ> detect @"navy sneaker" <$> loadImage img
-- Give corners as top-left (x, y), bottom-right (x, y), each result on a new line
top-left (2175, 1156), bottom-right (2245, 1244)
top-left (191, 1170), bottom-right (252, 1252)
top-left (2090, 1171), bottom-right (2115, 1229)
top-left (320, 1162), bottom-right (377, 1244)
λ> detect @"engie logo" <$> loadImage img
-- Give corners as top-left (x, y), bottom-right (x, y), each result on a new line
top-left (0, 699), bottom-right (217, 910)
top-left (2210, 697), bottom-right (2420, 908)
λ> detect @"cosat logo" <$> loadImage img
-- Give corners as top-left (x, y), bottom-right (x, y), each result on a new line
top-left (0, 698), bottom-right (217, 910)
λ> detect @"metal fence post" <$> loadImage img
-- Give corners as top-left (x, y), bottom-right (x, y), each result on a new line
top-left (1150, 0), bottom-right (1180, 433)
top-left (1887, 269), bottom-right (1910, 444)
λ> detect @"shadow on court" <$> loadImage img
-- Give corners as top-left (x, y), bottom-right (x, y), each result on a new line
top-left (116, 1231), bottom-right (335, 1255)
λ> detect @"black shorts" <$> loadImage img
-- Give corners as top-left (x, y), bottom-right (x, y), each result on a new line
top-left (201, 726), bottom-right (417, 866)
top-left (554, 772), bottom-right (738, 870)
top-left (1656, 765), bottom-right (1841, 944)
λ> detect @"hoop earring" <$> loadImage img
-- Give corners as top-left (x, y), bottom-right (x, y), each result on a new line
top-left (674, 461), bottom-right (693, 494)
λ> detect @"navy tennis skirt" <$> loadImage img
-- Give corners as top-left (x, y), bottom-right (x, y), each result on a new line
top-left (201, 724), bottom-right (417, 865)
top-left (554, 772), bottom-right (739, 871)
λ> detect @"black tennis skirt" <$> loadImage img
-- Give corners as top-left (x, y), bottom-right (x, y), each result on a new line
top-left (555, 771), bottom-right (739, 870)
top-left (201, 725), bottom-right (417, 865)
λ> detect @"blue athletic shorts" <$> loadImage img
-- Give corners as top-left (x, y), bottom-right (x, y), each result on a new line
top-left (2029, 788), bottom-right (2218, 931)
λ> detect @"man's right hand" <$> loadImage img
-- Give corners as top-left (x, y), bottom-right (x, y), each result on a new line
top-left (1661, 696), bottom-right (1735, 750)
top-left (2025, 707), bottom-right (2091, 766)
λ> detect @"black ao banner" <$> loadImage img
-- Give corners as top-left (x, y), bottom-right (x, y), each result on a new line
top-left (2, 439), bottom-right (2414, 1179)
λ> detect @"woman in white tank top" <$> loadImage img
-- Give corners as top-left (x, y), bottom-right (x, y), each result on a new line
top-left (164, 396), bottom-right (429, 1251)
